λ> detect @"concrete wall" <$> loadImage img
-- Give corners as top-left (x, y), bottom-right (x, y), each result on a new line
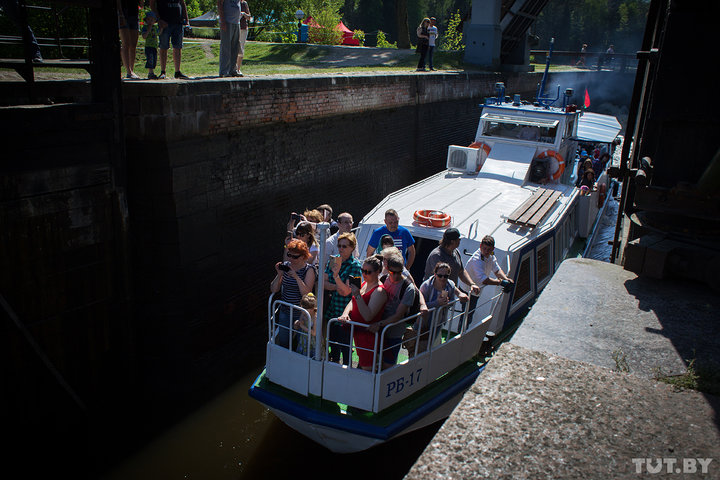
top-left (0, 101), bottom-right (131, 474)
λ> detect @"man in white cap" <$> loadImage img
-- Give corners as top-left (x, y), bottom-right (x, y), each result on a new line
top-left (423, 227), bottom-right (480, 295)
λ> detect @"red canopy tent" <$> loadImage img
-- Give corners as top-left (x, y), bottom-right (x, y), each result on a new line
top-left (336, 21), bottom-right (359, 46)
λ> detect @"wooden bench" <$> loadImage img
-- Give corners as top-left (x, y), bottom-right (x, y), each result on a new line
top-left (506, 187), bottom-right (562, 228)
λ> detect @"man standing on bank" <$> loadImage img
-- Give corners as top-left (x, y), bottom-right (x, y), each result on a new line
top-left (423, 228), bottom-right (480, 296)
top-left (150, 0), bottom-right (190, 79)
top-left (366, 209), bottom-right (416, 269)
top-left (218, 0), bottom-right (242, 77)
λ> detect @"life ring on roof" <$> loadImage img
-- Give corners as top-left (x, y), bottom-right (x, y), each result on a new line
top-left (413, 210), bottom-right (452, 228)
top-left (535, 149), bottom-right (565, 181)
top-left (468, 142), bottom-right (492, 172)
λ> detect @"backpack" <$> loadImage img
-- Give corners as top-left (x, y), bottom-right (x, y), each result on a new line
top-left (380, 274), bottom-right (421, 319)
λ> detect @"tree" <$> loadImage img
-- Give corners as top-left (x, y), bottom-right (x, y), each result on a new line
top-left (395, 0), bottom-right (410, 49)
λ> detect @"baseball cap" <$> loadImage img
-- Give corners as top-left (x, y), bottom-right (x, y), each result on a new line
top-left (443, 228), bottom-right (460, 241)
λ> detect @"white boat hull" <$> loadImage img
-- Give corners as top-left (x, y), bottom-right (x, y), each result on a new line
top-left (269, 389), bottom-right (468, 453)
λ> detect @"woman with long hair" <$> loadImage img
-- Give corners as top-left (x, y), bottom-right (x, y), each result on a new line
top-left (338, 255), bottom-right (387, 370)
top-left (415, 17), bottom-right (430, 72)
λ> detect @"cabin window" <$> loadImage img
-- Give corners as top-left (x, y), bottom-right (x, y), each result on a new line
top-left (510, 251), bottom-right (534, 311)
top-left (480, 115), bottom-right (559, 144)
top-left (536, 239), bottom-right (553, 288)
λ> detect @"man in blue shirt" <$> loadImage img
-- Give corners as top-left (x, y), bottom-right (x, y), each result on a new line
top-left (366, 209), bottom-right (416, 268)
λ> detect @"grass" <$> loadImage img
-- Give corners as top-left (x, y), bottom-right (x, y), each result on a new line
top-left (3, 39), bottom-right (570, 79)
top-left (120, 39), bottom-right (466, 78)
top-left (653, 356), bottom-right (720, 396)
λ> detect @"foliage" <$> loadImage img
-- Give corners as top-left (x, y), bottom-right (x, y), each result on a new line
top-left (611, 349), bottom-right (630, 373)
top-left (185, 0), bottom-right (216, 19)
top-left (439, 10), bottom-right (463, 51)
top-left (353, 29), bottom-right (365, 46)
top-left (533, 0), bottom-right (649, 53)
top-left (307, 7), bottom-right (343, 45)
top-left (375, 30), bottom-right (396, 49)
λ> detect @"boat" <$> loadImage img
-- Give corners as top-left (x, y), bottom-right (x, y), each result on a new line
top-left (249, 42), bottom-right (622, 453)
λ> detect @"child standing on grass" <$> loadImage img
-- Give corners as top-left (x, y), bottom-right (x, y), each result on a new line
top-left (141, 11), bottom-right (160, 79)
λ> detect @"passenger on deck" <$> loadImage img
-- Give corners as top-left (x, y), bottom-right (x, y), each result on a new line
top-left (316, 204), bottom-right (339, 235)
top-left (338, 255), bottom-right (387, 371)
top-left (368, 250), bottom-right (419, 369)
top-left (420, 262), bottom-right (468, 309)
top-left (465, 235), bottom-right (514, 294)
top-left (580, 169), bottom-right (596, 191)
top-left (576, 157), bottom-right (593, 186)
top-left (324, 232), bottom-right (362, 366)
top-left (592, 152), bottom-right (610, 179)
top-left (423, 228), bottom-right (481, 295)
top-left (377, 234), bottom-right (395, 254)
top-left (324, 212), bottom-right (358, 268)
top-left (366, 209), bottom-right (416, 268)
top-left (293, 293), bottom-right (317, 356)
top-left (270, 239), bottom-right (316, 349)
top-left (291, 221), bottom-right (318, 266)
top-left (420, 263), bottom-right (468, 342)
top-left (303, 208), bottom-right (324, 224)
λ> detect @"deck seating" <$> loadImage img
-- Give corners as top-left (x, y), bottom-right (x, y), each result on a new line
top-left (506, 187), bottom-right (562, 228)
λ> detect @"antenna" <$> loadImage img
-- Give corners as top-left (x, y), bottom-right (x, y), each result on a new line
top-left (536, 38), bottom-right (560, 108)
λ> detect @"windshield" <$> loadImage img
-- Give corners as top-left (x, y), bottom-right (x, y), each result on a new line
top-left (482, 120), bottom-right (558, 144)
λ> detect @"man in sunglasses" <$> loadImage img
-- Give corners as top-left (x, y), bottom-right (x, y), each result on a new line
top-left (465, 235), bottom-right (514, 293)
top-left (323, 212), bottom-right (358, 268)
top-left (423, 228), bottom-right (481, 296)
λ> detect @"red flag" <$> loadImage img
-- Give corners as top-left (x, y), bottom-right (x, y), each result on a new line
top-left (584, 88), bottom-right (591, 108)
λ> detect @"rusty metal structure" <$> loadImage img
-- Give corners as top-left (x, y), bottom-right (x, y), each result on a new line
top-left (612, 0), bottom-right (720, 289)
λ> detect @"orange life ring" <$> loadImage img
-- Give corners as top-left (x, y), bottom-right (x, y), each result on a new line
top-left (536, 149), bottom-right (565, 181)
top-left (413, 209), bottom-right (452, 228)
top-left (468, 141), bottom-right (492, 172)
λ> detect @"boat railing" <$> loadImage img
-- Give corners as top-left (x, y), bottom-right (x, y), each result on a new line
top-left (267, 297), bottom-right (314, 352)
top-left (265, 292), bottom-right (496, 412)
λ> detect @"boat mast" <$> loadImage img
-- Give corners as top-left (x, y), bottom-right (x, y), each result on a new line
top-left (315, 222), bottom-right (329, 361)
top-left (536, 38), bottom-right (560, 107)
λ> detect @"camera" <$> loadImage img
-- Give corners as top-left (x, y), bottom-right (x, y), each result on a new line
top-left (278, 263), bottom-right (291, 272)
top-left (349, 276), bottom-right (361, 289)
top-left (291, 213), bottom-right (303, 221)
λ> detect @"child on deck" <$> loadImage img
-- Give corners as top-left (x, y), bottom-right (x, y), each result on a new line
top-left (141, 11), bottom-right (161, 79)
top-left (293, 293), bottom-right (318, 356)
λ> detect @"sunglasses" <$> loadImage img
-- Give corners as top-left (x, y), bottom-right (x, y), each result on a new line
top-left (361, 268), bottom-right (375, 275)
top-left (435, 273), bottom-right (450, 279)
top-left (338, 244), bottom-right (351, 249)
top-left (287, 252), bottom-right (302, 259)
top-left (389, 270), bottom-right (403, 275)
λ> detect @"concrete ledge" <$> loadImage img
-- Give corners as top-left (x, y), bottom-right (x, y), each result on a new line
top-left (512, 258), bottom-right (720, 378)
top-left (407, 342), bottom-right (720, 479)
top-left (407, 259), bottom-right (720, 479)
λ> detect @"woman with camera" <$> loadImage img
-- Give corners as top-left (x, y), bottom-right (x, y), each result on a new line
top-left (323, 233), bottom-right (362, 365)
top-left (270, 239), bottom-right (316, 349)
top-left (338, 255), bottom-right (387, 370)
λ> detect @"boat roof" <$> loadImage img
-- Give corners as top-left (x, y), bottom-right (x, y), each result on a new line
top-left (576, 112), bottom-right (622, 143)
top-left (359, 157), bottom-right (575, 254)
